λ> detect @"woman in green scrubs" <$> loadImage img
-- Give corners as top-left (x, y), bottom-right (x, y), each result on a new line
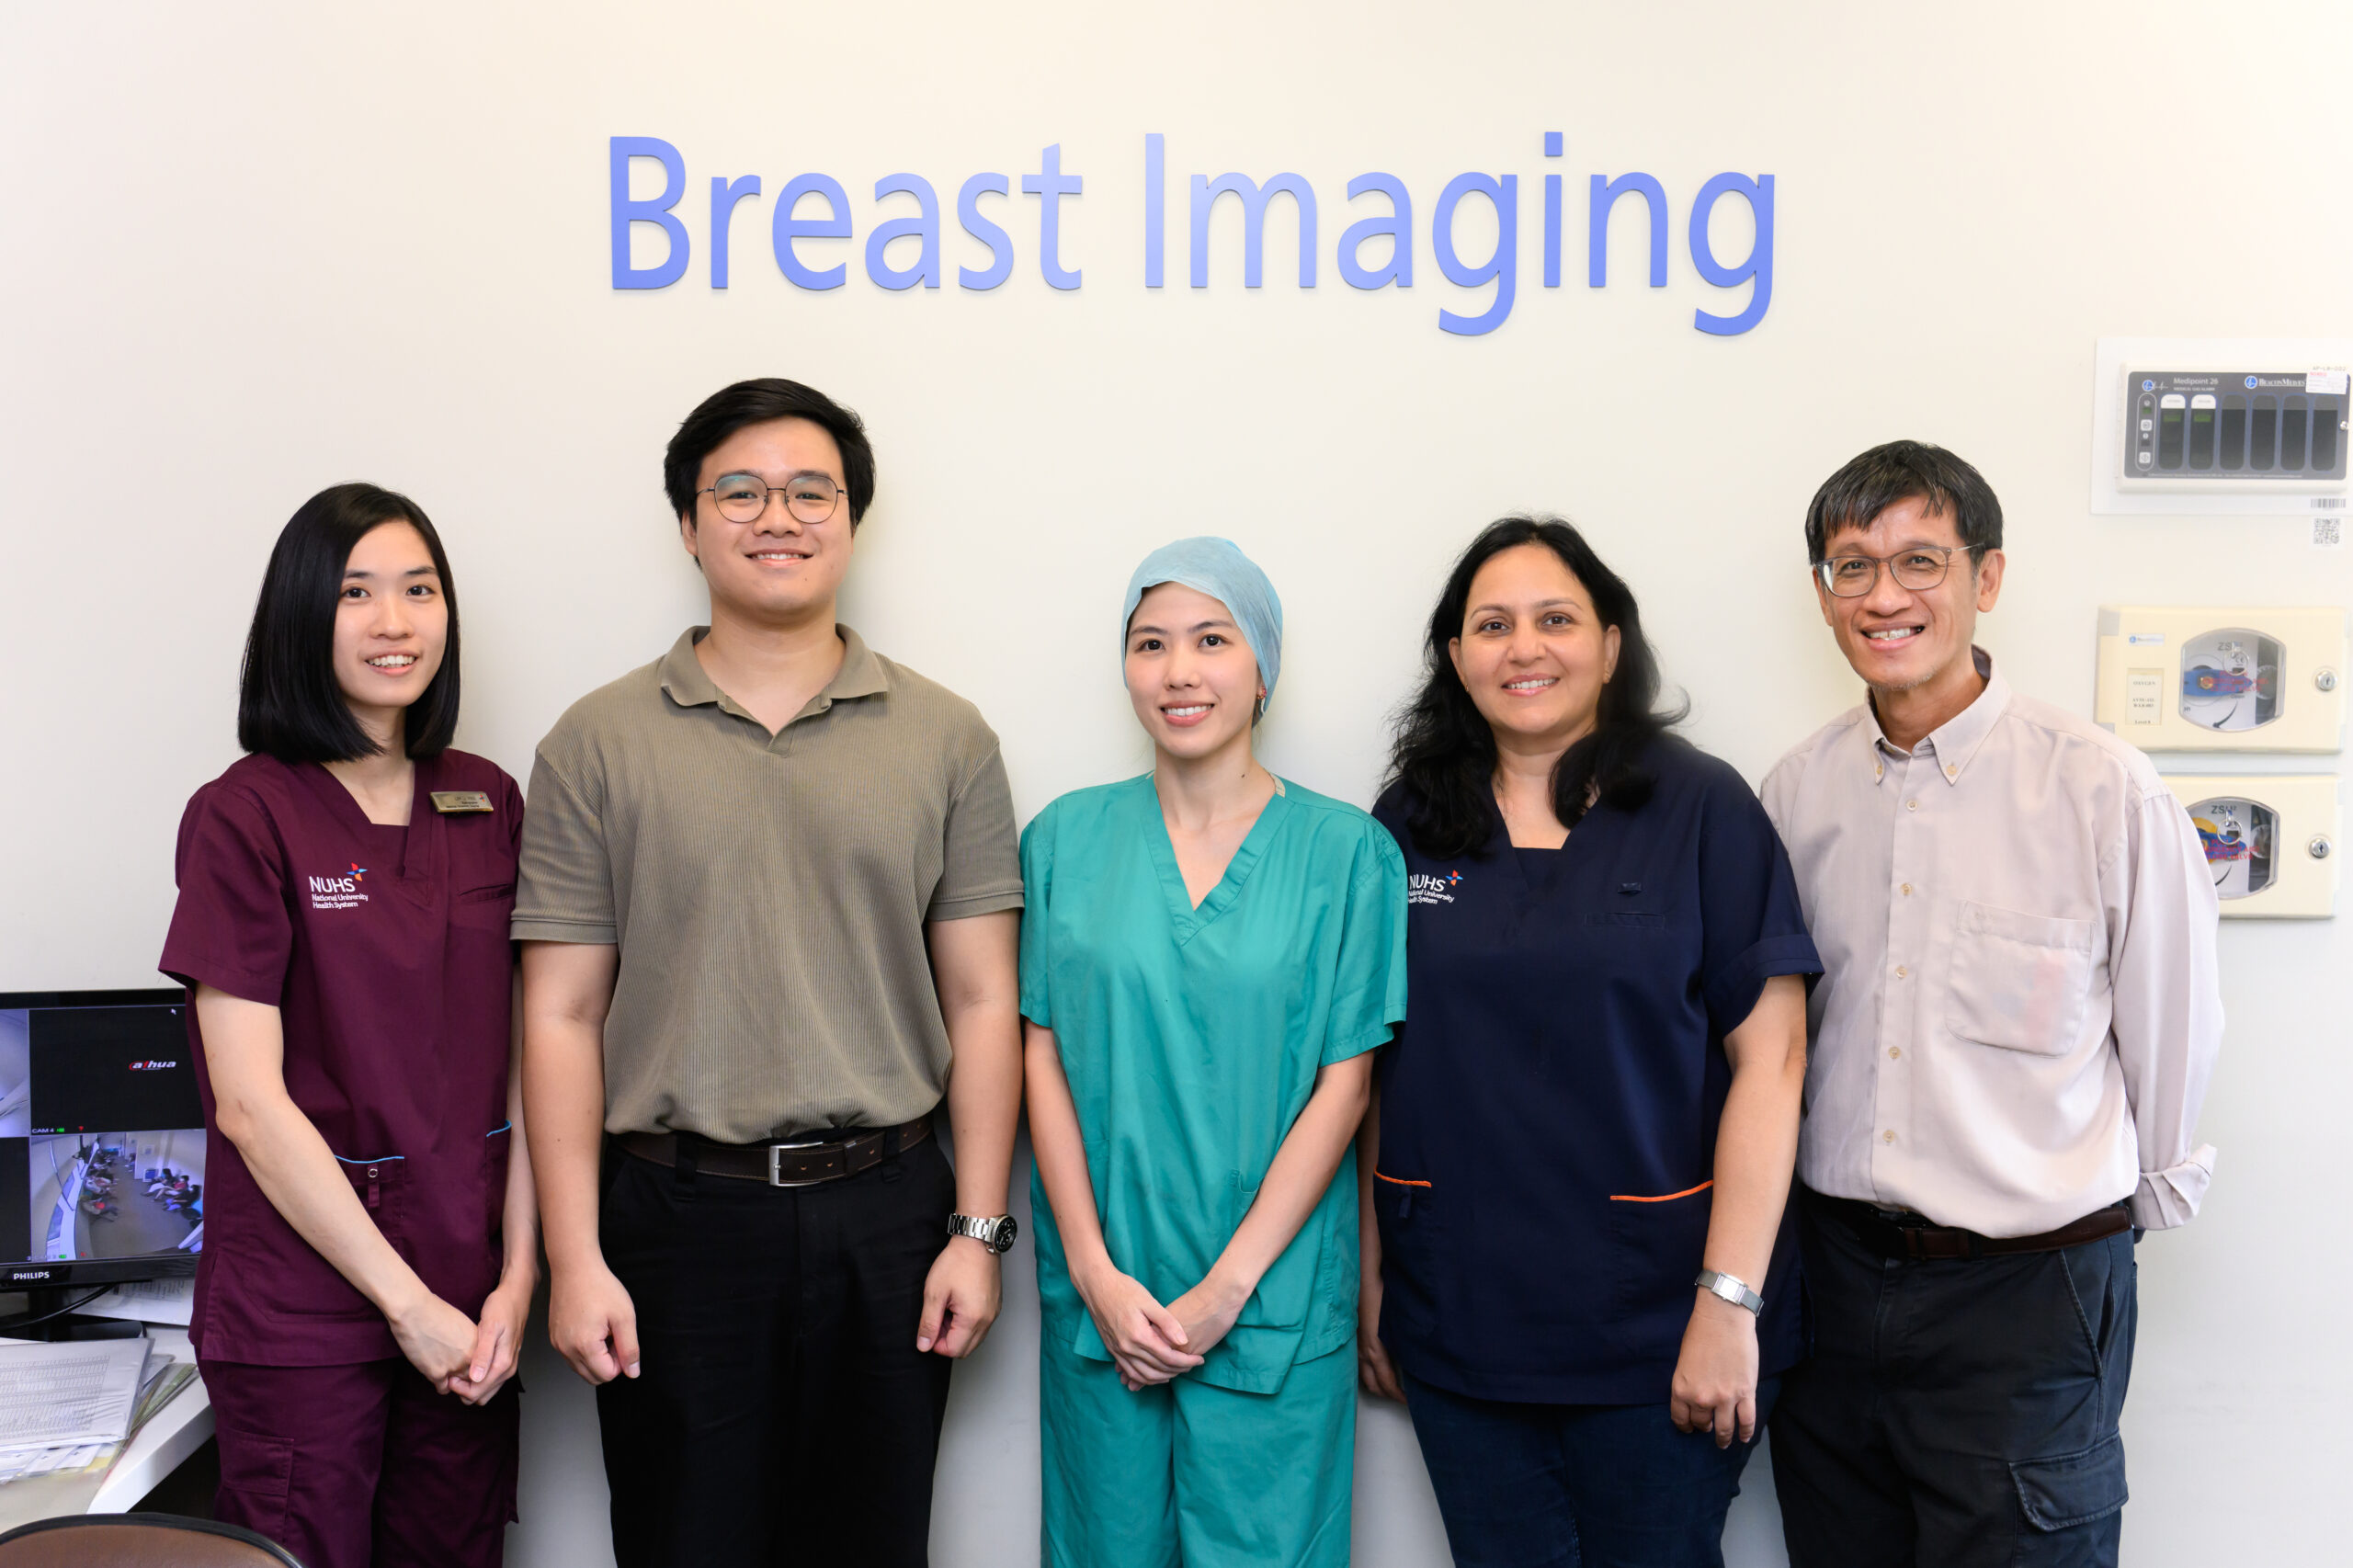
top-left (1021, 537), bottom-right (1408, 1568)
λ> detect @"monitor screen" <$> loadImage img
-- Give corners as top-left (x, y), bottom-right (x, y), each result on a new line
top-left (2, 989), bottom-right (205, 1290)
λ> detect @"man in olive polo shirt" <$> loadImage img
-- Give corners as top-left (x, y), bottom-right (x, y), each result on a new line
top-left (516, 378), bottom-right (1025, 1568)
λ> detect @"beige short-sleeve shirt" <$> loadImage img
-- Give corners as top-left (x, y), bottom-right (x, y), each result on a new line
top-left (513, 626), bottom-right (1024, 1142)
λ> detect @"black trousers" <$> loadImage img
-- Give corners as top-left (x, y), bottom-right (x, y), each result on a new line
top-left (1771, 1194), bottom-right (2137, 1568)
top-left (597, 1136), bottom-right (958, 1568)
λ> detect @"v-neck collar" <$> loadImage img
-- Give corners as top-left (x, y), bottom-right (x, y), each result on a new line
top-left (1138, 774), bottom-right (1293, 947)
top-left (292, 753), bottom-right (441, 886)
top-left (1483, 787), bottom-right (1582, 900)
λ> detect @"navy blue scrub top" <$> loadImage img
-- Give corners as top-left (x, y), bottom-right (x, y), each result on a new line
top-left (1370, 737), bottom-right (1822, 1405)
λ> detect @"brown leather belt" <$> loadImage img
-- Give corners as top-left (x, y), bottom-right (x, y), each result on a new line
top-left (620, 1116), bottom-right (930, 1188)
top-left (1810, 1189), bottom-right (2131, 1261)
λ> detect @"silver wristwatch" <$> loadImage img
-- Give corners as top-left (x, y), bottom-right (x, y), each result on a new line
top-left (948, 1213), bottom-right (1019, 1255)
top-left (1695, 1269), bottom-right (1764, 1315)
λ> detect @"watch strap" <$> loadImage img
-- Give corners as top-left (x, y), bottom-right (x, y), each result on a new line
top-left (947, 1212), bottom-right (1018, 1254)
top-left (1695, 1268), bottom-right (1764, 1315)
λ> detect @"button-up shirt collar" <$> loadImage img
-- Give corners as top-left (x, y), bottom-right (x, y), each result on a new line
top-left (1860, 646), bottom-right (2006, 789)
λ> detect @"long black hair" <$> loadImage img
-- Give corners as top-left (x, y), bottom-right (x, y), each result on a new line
top-left (237, 483), bottom-right (460, 763)
top-left (1387, 517), bottom-right (1682, 859)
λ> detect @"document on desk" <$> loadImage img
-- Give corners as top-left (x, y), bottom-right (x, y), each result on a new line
top-left (0, 1349), bottom-right (194, 1530)
top-left (0, 1338), bottom-right (153, 1451)
top-left (79, 1276), bottom-right (196, 1327)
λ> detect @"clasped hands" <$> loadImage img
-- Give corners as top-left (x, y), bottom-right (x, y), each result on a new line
top-left (1075, 1258), bottom-right (1248, 1392)
top-left (388, 1270), bottom-right (535, 1405)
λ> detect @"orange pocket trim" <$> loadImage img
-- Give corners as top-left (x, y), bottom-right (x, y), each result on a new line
top-left (1608, 1179), bottom-right (1715, 1203)
top-left (1374, 1172), bottom-right (1433, 1188)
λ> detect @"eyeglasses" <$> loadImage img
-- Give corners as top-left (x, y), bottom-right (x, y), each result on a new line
top-left (1813, 544), bottom-right (1984, 598)
top-left (699, 471), bottom-right (846, 525)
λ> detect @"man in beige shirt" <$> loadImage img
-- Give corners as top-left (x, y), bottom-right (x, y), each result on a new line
top-left (1759, 440), bottom-right (2221, 1568)
top-left (514, 379), bottom-right (1025, 1568)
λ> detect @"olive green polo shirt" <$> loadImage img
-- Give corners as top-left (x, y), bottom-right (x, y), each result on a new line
top-left (512, 625), bottom-right (1024, 1142)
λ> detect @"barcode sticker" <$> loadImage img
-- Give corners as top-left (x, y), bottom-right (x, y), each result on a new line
top-left (2315, 515), bottom-right (2344, 550)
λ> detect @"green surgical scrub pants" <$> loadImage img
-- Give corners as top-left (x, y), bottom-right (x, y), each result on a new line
top-left (1040, 1337), bottom-right (1357, 1568)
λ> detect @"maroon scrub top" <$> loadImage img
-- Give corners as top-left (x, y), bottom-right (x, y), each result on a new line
top-left (160, 749), bottom-right (521, 1366)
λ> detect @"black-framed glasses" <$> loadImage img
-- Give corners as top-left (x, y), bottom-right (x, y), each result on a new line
top-left (1813, 544), bottom-right (1984, 597)
top-left (699, 471), bottom-right (845, 525)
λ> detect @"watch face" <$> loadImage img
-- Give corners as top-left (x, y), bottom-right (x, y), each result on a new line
top-left (992, 1215), bottom-right (1019, 1253)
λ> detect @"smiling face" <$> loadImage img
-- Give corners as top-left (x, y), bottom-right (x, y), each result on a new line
top-left (680, 415), bottom-right (853, 626)
top-left (1124, 581), bottom-right (1264, 765)
top-left (1813, 494), bottom-right (2004, 699)
top-left (332, 520), bottom-right (447, 737)
top-left (1448, 542), bottom-right (1620, 750)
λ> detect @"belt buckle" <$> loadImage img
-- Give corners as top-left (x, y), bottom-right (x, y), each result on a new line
top-left (766, 1134), bottom-right (840, 1188)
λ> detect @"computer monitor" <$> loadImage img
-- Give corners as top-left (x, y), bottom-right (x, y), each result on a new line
top-left (1, 988), bottom-right (205, 1292)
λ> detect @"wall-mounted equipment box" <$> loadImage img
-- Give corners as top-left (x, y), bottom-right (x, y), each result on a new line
top-left (2093, 338), bottom-right (2353, 517)
top-left (2120, 370), bottom-right (2347, 490)
top-left (2097, 606), bottom-right (2347, 753)
top-left (2165, 775), bottom-right (2340, 918)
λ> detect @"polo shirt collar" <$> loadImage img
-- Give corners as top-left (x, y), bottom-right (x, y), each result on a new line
top-left (657, 623), bottom-right (892, 716)
top-left (657, 629), bottom-right (722, 707)
top-left (1859, 645), bottom-right (2006, 786)
top-left (827, 625), bottom-right (890, 700)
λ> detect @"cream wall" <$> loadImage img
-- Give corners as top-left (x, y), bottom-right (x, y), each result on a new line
top-left (2, 3), bottom-right (2346, 1562)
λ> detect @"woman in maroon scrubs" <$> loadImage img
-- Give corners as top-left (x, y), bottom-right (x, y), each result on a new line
top-left (161, 483), bottom-right (535, 1568)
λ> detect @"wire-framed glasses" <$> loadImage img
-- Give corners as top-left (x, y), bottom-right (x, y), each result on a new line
top-left (699, 471), bottom-right (845, 525)
top-left (1813, 543), bottom-right (1984, 597)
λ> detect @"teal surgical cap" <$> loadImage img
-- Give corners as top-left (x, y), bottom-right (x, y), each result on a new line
top-left (1120, 536), bottom-right (1286, 714)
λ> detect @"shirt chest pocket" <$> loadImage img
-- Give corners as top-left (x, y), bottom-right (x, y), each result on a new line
top-left (1945, 902), bottom-right (2098, 1055)
top-left (451, 881), bottom-right (516, 931)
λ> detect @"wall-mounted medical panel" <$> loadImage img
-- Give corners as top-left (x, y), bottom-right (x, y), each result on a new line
top-left (2120, 369), bottom-right (2348, 491)
top-left (2165, 774), bottom-right (2339, 918)
top-left (2093, 338), bottom-right (2353, 517)
top-left (2097, 606), bottom-right (2347, 753)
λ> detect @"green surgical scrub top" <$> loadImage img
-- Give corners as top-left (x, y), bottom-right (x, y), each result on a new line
top-left (1020, 774), bottom-right (1408, 1394)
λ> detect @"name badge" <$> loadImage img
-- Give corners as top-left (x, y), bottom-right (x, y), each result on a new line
top-left (429, 790), bottom-right (494, 815)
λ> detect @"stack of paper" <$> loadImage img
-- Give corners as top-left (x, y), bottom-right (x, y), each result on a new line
top-left (0, 1338), bottom-right (153, 1452)
top-left (0, 1337), bottom-right (195, 1528)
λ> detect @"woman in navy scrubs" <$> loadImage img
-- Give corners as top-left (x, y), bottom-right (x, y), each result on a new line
top-left (1358, 517), bottom-right (1819, 1568)
top-left (161, 484), bottom-right (535, 1568)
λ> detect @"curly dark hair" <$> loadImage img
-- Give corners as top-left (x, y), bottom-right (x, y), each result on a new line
top-left (1387, 516), bottom-right (1683, 859)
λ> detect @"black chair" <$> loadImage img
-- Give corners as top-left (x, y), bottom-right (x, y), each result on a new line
top-left (0, 1513), bottom-right (303, 1567)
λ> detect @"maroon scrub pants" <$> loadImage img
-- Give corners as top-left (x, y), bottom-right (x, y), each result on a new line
top-left (201, 1356), bottom-right (520, 1568)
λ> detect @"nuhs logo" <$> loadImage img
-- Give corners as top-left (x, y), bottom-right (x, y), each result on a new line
top-left (309, 863), bottom-right (370, 912)
top-left (1407, 869), bottom-right (1463, 906)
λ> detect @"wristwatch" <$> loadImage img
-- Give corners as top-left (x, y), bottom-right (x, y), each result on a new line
top-left (1695, 1269), bottom-right (1764, 1315)
top-left (948, 1213), bottom-right (1019, 1255)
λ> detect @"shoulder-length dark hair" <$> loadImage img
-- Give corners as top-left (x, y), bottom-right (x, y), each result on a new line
top-left (237, 483), bottom-right (460, 763)
top-left (1387, 516), bottom-right (1682, 859)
